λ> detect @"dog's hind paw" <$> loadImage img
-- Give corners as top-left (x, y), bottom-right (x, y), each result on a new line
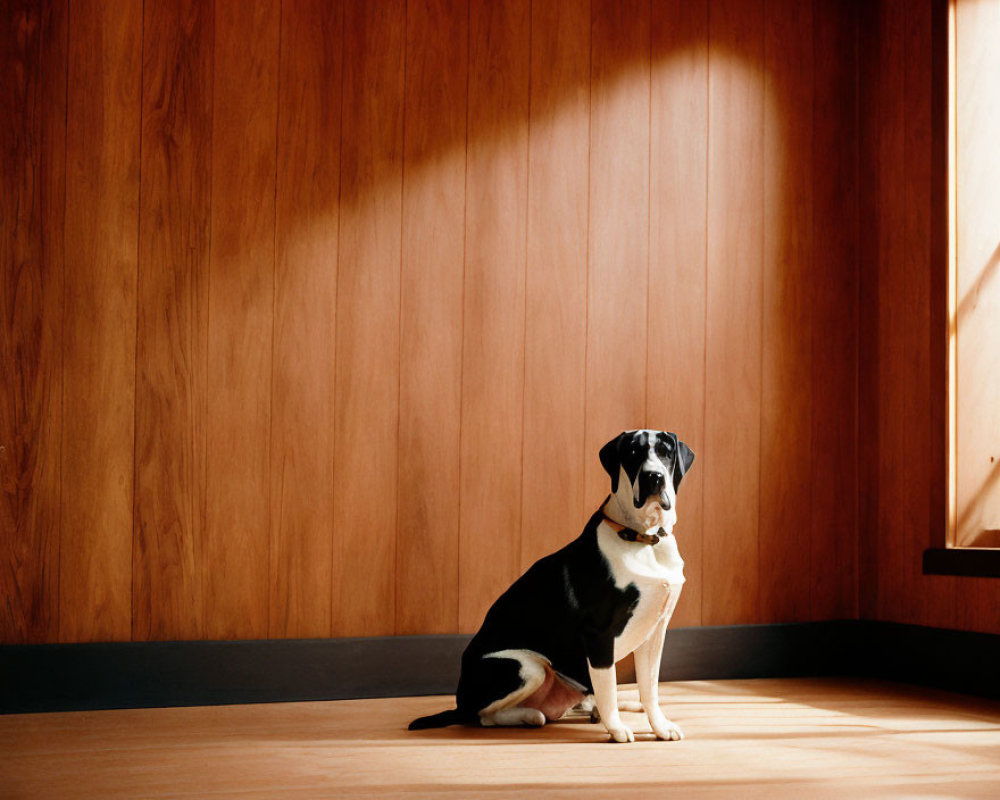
top-left (521, 708), bottom-right (546, 727)
top-left (481, 707), bottom-right (546, 728)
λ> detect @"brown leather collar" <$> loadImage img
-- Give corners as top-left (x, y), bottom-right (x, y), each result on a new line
top-left (601, 506), bottom-right (663, 545)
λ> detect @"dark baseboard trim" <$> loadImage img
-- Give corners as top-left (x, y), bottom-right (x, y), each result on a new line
top-left (856, 621), bottom-right (1000, 699)
top-left (658, 621), bottom-right (856, 681)
top-left (2, 620), bottom-right (996, 714)
top-left (0, 635), bottom-right (470, 715)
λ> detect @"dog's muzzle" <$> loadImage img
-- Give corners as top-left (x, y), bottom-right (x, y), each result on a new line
top-left (636, 470), bottom-right (669, 509)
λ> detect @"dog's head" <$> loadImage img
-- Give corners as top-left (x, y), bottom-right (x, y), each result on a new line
top-left (599, 430), bottom-right (694, 521)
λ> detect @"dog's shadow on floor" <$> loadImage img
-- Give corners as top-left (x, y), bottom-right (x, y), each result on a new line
top-left (233, 708), bottom-right (658, 745)
top-left (400, 714), bottom-right (646, 746)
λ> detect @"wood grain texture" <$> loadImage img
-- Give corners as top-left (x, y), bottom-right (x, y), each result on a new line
top-left (458, 0), bottom-right (530, 633)
top-left (858, 0), bottom-right (1000, 636)
top-left (33, 0), bottom-right (68, 643)
top-left (0, 0), bottom-right (66, 644)
top-left (4, 679), bottom-right (1000, 798)
top-left (0, 0), bottom-right (882, 643)
top-left (520, 0), bottom-right (590, 572)
top-left (332, 0), bottom-right (404, 637)
top-left (811, 0), bottom-right (859, 622)
top-left (268, 0), bottom-right (342, 639)
top-left (901, 0), bottom-right (933, 629)
top-left (702, 0), bottom-right (765, 626)
top-left (0, 0), bottom-right (33, 643)
top-left (924, 0), bottom-right (955, 633)
top-left (132, 0), bottom-right (213, 642)
top-left (873, 0), bottom-right (906, 625)
top-left (856, 0), bottom-right (881, 624)
top-left (907, 0), bottom-right (959, 633)
top-left (584, 0), bottom-right (650, 505)
top-left (395, 0), bottom-right (467, 636)
top-left (648, 0), bottom-right (707, 629)
top-left (202, 0), bottom-right (280, 640)
top-left (59, 0), bottom-right (142, 642)
top-left (759, 0), bottom-right (813, 623)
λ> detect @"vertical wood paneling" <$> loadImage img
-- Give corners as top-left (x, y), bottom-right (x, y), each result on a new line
top-left (648, 0), bottom-right (707, 629)
top-left (584, 0), bottom-right (650, 505)
top-left (901, 0), bottom-right (932, 628)
top-left (0, 0), bottom-right (66, 643)
top-left (60, 0), bottom-right (142, 642)
top-left (703, 0), bottom-right (765, 626)
top-left (759, 0), bottom-right (813, 622)
top-left (0, 3), bottom-right (36, 642)
top-left (202, 0), bottom-right (280, 640)
top-left (133, 0), bottom-right (213, 642)
top-left (332, 0), bottom-right (404, 637)
top-left (859, 0), bottom-right (1000, 636)
top-left (1, 0), bottom-right (886, 643)
top-left (857, 0), bottom-right (881, 623)
top-left (520, 0), bottom-right (590, 572)
top-left (0, 0), bottom-right (41, 643)
top-left (458, 0), bottom-right (530, 633)
top-left (812, 0), bottom-right (859, 621)
top-left (268, 0), bottom-right (342, 639)
top-left (874, 0), bottom-right (906, 624)
top-left (34, 0), bottom-right (68, 643)
top-left (396, 0), bottom-right (467, 635)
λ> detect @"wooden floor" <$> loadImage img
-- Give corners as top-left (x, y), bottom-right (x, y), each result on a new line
top-left (2, 678), bottom-right (999, 798)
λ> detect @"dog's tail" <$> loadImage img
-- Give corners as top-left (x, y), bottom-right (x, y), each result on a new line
top-left (407, 708), bottom-right (463, 730)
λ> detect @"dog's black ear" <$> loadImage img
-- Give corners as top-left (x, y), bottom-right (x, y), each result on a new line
top-left (599, 432), bottom-right (627, 493)
top-left (672, 434), bottom-right (694, 493)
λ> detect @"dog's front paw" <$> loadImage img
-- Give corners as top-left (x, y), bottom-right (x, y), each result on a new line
top-left (605, 722), bottom-right (635, 743)
top-left (650, 716), bottom-right (684, 742)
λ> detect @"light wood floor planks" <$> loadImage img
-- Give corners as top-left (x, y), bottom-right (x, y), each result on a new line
top-left (2, 679), bottom-right (999, 799)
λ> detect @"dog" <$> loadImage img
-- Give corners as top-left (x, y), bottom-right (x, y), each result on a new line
top-left (408, 429), bottom-right (694, 743)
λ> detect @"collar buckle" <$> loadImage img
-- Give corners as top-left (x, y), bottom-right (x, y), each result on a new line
top-left (601, 505), bottom-right (662, 545)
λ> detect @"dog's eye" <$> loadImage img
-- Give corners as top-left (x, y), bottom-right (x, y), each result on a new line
top-left (654, 442), bottom-right (668, 458)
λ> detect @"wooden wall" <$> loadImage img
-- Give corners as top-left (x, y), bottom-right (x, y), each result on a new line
top-left (2, 0), bottom-right (860, 644)
top-left (858, 0), bottom-right (1000, 636)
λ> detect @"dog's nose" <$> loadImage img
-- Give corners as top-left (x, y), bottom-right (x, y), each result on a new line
top-left (641, 471), bottom-right (665, 493)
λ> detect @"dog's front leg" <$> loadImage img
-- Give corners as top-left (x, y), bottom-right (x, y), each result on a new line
top-left (635, 615), bottom-right (684, 741)
top-left (588, 660), bottom-right (633, 743)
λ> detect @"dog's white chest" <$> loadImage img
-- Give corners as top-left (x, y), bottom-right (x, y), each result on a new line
top-left (613, 582), bottom-right (680, 660)
top-left (596, 523), bottom-right (685, 659)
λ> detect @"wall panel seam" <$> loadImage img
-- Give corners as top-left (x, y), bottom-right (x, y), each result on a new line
top-left (330, 0), bottom-right (346, 638)
top-left (394, 0), bottom-right (409, 636)
top-left (266, 0), bottom-right (285, 638)
top-left (129, 0), bottom-right (148, 641)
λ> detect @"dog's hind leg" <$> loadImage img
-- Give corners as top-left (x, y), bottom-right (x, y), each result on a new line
top-left (481, 707), bottom-right (546, 727)
top-left (465, 649), bottom-right (550, 727)
top-left (569, 694), bottom-right (596, 718)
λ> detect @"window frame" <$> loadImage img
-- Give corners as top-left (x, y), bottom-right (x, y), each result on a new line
top-left (923, 0), bottom-right (1000, 579)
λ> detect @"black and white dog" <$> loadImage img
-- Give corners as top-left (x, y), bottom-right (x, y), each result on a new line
top-left (409, 429), bottom-right (694, 743)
